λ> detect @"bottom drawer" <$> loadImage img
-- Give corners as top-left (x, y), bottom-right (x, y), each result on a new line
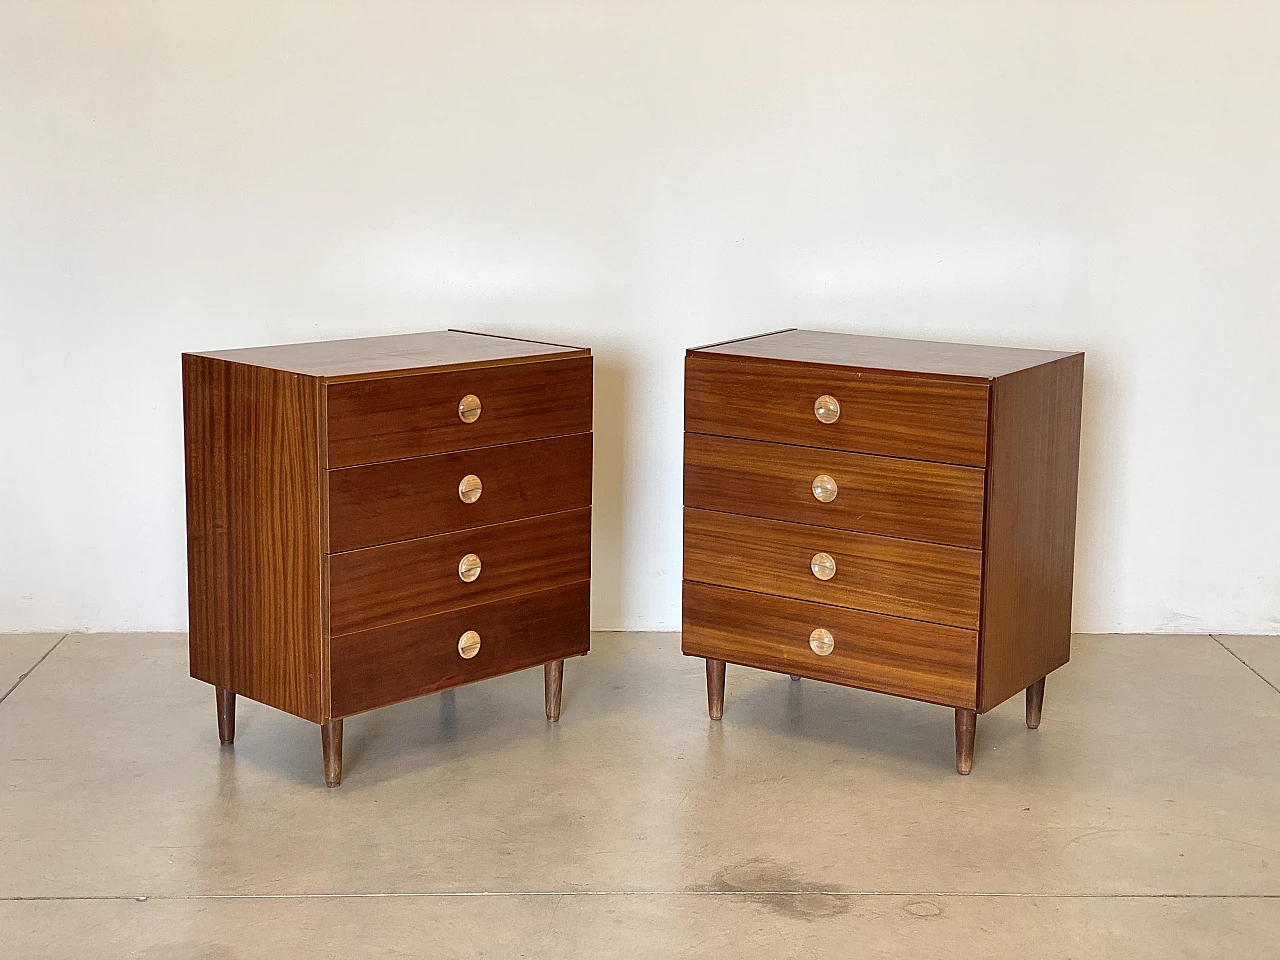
top-left (681, 582), bottom-right (977, 709)
top-left (330, 581), bottom-right (590, 718)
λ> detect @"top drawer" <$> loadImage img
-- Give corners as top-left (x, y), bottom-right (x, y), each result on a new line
top-left (685, 354), bottom-right (989, 466)
top-left (327, 355), bottom-right (593, 467)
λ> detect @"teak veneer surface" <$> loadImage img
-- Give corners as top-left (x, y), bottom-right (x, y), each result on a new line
top-left (184, 330), bottom-right (594, 785)
top-left (978, 353), bottom-right (1085, 711)
top-left (330, 581), bottom-right (590, 718)
top-left (328, 432), bottom-right (593, 552)
top-left (682, 582), bottom-right (979, 709)
top-left (683, 508), bottom-right (982, 629)
top-left (328, 507), bottom-right (592, 637)
top-left (190, 329), bottom-right (586, 379)
top-left (182, 355), bottom-right (327, 723)
top-left (326, 354), bottom-right (593, 467)
top-left (686, 353), bottom-right (990, 466)
top-left (694, 328), bottom-right (1078, 381)
top-left (684, 433), bottom-right (986, 549)
top-left (681, 328), bottom-right (1084, 771)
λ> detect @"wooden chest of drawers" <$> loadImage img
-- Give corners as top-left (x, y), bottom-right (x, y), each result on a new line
top-left (182, 330), bottom-right (592, 786)
top-left (682, 329), bottom-right (1084, 773)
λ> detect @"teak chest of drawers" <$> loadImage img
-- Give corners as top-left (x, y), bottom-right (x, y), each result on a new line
top-left (182, 330), bottom-right (592, 786)
top-left (682, 329), bottom-right (1084, 773)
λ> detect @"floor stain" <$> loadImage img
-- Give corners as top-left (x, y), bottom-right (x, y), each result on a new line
top-left (904, 899), bottom-right (943, 919)
top-left (700, 857), bottom-right (851, 920)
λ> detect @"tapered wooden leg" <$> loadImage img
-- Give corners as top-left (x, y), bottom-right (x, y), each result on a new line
top-left (706, 659), bottom-right (726, 720)
top-left (955, 708), bottom-right (977, 775)
top-left (1026, 678), bottom-right (1046, 729)
top-left (215, 688), bottom-right (235, 745)
top-left (322, 719), bottom-right (343, 788)
top-left (544, 659), bottom-right (564, 722)
top-left (790, 674), bottom-right (801, 681)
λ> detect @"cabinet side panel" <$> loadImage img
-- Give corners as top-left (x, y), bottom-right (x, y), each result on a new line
top-left (183, 354), bottom-right (232, 688)
top-left (979, 354), bottom-right (1085, 712)
top-left (184, 355), bottom-right (326, 722)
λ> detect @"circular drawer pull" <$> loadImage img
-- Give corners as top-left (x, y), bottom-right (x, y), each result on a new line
top-left (811, 552), bottom-right (836, 581)
top-left (814, 395), bottom-right (841, 424)
top-left (458, 474), bottom-right (483, 504)
top-left (811, 474), bottom-right (838, 503)
top-left (458, 630), bottom-right (482, 659)
top-left (809, 628), bottom-right (835, 656)
top-left (458, 394), bottom-right (482, 423)
top-left (458, 553), bottom-right (482, 582)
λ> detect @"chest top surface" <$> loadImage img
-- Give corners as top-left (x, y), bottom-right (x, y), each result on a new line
top-left (188, 329), bottom-right (588, 380)
top-left (691, 328), bottom-right (1079, 381)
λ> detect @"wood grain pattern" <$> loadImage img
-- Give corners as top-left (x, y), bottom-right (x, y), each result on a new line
top-left (327, 355), bottom-right (592, 467)
top-left (192, 329), bottom-right (587, 380)
top-left (684, 433), bottom-right (986, 549)
top-left (328, 433), bottom-right (593, 552)
top-left (186, 332), bottom-right (593, 783)
top-left (689, 328), bottom-right (796, 353)
top-left (182, 354), bottom-right (326, 723)
top-left (184, 354), bottom-right (233, 694)
top-left (686, 353), bottom-right (990, 466)
top-left (328, 507), bottom-right (592, 636)
top-left (681, 582), bottom-right (978, 709)
top-left (683, 508), bottom-right (982, 628)
top-left (318, 385), bottom-right (331, 719)
top-left (978, 353), bottom-right (1085, 712)
top-left (330, 582), bottom-right (590, 718)
top-left (679, 329), bottom-right (1084, 771)
top-left (695, 329), bottom-right (1078, 381)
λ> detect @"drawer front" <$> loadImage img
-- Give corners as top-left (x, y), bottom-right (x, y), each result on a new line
top-left (683, 508), bottom-right (981, 629)
top-left (682, 582), bottom-right (978, 709)
top-left (330, 581), bottom-right (590, 718)
top-left (327, 355), bottom-right (593, 467)
top-left (329, 508), bottom-right (591, 636)
top-left (328, 433), bottom-right (593, 553)
top-left (686, 353), bottom-right (989, 466)
top-left (684, 433), bottom-right (985, 549)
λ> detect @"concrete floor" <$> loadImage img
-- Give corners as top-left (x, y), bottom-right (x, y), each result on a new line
top-left (1, 632), bottom-right (1278, 958)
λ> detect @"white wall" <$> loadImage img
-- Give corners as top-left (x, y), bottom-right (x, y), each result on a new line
top-left (2, 1), bottom-right (1278, 634)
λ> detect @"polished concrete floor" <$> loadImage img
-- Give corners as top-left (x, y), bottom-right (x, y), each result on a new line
top-left (1, 631), bottom-right (1278, 958)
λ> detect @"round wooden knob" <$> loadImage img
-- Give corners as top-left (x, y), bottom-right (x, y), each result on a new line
top-left (814, 395), bottom-right (841, 424)
top-left (809, 628), bottom-right (835, 656)
top-left (458, 474), bottom-right (483, 504)
top-left (458, 394), bottom-right (482, 423)
top-left (812, 474), bottom-right (838, 503)
top-left (811, 552), bottom-right (836, 581)
top-left (458, 553), bottom-right (482, 583)
top-left (458, 630), bottom-right (481, 659)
